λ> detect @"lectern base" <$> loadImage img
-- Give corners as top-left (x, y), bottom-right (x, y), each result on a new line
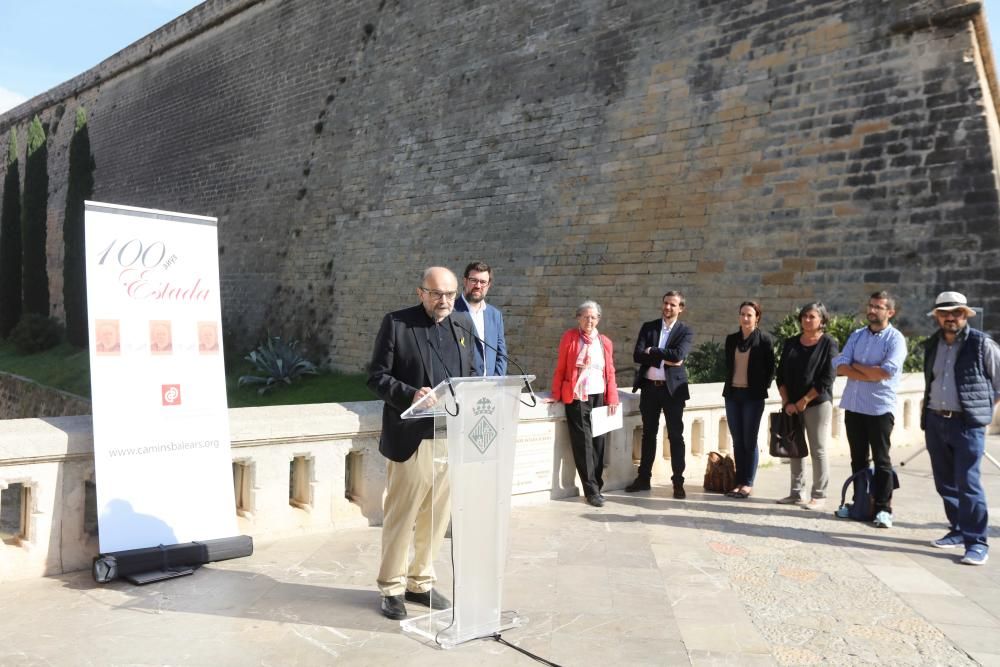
top-left (400, 609), bottom-right (525, 649)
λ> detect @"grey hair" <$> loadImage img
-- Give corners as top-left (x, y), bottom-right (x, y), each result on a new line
top-left (576, 300), bottom-right (602, 317)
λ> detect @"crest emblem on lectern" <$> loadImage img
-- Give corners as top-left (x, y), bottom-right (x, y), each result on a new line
top-left (469, 397), bottom-right (498, 454)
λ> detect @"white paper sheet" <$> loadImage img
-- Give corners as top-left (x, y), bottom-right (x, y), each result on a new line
top-left (591, 405), bottom-right (623, 437)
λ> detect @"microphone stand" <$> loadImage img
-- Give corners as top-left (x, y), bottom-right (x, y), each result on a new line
top-left (425, 342), bottom-right (460, 417)
top-left (454, 322), bottom-right (538, 408)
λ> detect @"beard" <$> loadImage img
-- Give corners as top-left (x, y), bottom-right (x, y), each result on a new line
top-left (465, 290), bottom-right (485, 303)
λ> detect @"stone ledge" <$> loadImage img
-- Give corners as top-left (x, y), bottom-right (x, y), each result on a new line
top-left (0, 375), bottom-right (950, 581)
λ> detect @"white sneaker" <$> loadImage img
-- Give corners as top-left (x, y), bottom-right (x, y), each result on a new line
top-left (873, 511), bottom-right (893, 529)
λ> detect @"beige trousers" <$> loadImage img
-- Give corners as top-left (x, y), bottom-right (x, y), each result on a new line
top-left (376, 439), bottom-right (451, 597)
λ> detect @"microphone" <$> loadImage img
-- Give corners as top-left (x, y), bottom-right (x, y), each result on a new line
top-left (424, 337), bottom-right (460, 417)
top-left (453, 320), bottom-right (538, 408)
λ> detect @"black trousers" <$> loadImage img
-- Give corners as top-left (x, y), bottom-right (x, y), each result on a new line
top-left (565, 393), bottom-right (606, 498)
top-left (638, 381), bottom-right (686, 484)
top-left (844, 410), bottom-right (895, 514)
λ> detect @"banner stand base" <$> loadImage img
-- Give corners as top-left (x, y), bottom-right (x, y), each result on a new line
top-left (401, 609), bottom-right (525, 649)
top-left (92, 535), bottom-right (253, 584)
top-left (124, 568), bottom-right (196, 585)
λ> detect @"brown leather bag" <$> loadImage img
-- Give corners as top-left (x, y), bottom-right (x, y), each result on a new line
top-left (703, 451), bottom-right (736, 493)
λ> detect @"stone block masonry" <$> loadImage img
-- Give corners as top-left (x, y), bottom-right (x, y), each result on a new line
top-left (0, 372), bottom-right (91, 419)
top-left (1, 0), bottom-right (998, 388)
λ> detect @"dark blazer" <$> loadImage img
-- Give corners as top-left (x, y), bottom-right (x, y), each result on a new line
top-left (722, 330), bottom-right (775, 400)
top-left (453, 298), bottom-right (507, 376)
top-left (776, 334), bottom-right (838, 405)
top-left (367, 304), bottom-right (476, 462)
top-left (632, 319), bottom-right (694, 399)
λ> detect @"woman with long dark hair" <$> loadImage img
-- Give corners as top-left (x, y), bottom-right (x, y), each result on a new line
top-left (722, 301), bottom-right (775, 498)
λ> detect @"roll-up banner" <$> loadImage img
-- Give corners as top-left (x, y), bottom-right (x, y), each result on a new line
top-left (84, 201), bottom-right (237, 553)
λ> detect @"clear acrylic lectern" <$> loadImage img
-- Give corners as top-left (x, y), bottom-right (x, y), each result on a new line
top-left (398, 375), bottom-right (534, 649)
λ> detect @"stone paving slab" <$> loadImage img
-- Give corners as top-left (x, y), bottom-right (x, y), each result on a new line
top-left (0, 439), bottom-right (998, 666)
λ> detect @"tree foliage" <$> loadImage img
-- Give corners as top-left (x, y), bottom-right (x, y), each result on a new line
top-left (0, 132), bottom-right (23, 337)
top-left (686, 340), bottom-right (727, 383)
top-left (21, 116), bottom-right (49, 317)
top-left (770, 311), bottom-right (860, 366)
top-left (64, 108), bottom-right (95, 347)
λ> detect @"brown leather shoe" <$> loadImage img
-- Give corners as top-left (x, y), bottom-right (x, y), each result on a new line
top-left (673, 484), bottom-right (686, 499)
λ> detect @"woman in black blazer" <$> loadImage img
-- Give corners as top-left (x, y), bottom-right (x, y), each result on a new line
top-left (722, 301), bottom-right (775, 498)
top-left (775, 302), bottom-right (838, 510)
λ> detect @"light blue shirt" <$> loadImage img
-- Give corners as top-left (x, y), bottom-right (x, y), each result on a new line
top-left (832, 324), bottom-right (907, 416)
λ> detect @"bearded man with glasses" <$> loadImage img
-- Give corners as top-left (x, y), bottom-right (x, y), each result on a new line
top-left (367, 266), bottom-right (476, 620)
top-left (832, 290), bottom-right (907, 529)
top-left (453, 261), bottom-right (507, 377)
top-left (921, 291), bottom-right (999, 566)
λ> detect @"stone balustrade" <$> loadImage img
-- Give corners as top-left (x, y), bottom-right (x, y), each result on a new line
top-left (0, 375), bottom-right (958, 581)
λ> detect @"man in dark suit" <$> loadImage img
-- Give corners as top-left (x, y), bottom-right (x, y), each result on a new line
top-left (367, 266), bottom-right (476, 620)
top-left (453, 260), bottom-right (508, 377)
top-left (628, 290), bottom-right (695, 498)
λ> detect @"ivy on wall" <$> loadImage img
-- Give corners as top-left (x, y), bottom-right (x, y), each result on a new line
top-left (21, 116), bottom-right (49, 318)
top-left (63, 108), bottom-right (95, 347)
top-left (0, 133), bottom-right (23, 338)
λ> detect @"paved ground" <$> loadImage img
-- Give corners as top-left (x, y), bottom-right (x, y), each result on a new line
top-left (1, 439), bottom-right (999, 666)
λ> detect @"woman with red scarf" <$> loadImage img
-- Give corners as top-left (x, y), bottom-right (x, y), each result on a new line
top-left (545, 300), bottom-right (620, 507)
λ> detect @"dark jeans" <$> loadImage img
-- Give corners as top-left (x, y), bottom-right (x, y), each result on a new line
top-left (925, 412), bottom-right (989, 548)
top-left (844, 410), bottom-right (894, 514)
top-left (724, 391), bottom-right (765, 487)
top-left (638, 381), bottom-right (686, 484)
top-left (565, 393), bottom-right (606, 498)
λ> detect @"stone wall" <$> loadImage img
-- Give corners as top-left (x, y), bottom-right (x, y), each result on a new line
top-left (1, 0), bottom-right (999, 388)
top-left (0, 372), bottom-right (91, 419)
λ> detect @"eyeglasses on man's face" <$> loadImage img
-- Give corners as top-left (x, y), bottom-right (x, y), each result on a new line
top-left (465, 278), bottom-right (490, 286)
top-left (866, 303), bottom-right (889, 312)
top-left (419, 287), bottom-right (458, 301)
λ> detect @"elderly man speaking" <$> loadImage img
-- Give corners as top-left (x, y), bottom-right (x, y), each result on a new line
top-left (922, 291), bottom-right (1000, 566)
top-left (367, 267), bottom-right (476, 618)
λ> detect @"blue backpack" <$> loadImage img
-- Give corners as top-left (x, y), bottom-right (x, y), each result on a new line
top-left (837, 467), bottom-right (901, 521)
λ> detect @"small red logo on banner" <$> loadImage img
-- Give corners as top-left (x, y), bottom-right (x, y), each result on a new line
top-left (162, 384), bottom-right (182, 406)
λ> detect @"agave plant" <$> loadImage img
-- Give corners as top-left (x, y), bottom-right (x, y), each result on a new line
top-left (238, 335), bottom-right (319, 394)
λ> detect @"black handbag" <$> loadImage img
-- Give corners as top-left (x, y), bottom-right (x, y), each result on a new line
top-left (769, 411), bottom-right (808, 458)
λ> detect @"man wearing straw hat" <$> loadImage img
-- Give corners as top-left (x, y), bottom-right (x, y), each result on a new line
top-left (922, 291), bottom-right (1000, 566)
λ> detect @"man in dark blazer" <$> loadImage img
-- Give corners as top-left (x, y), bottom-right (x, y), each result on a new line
top-left (367, 266), bottom-right (476, 620)
top-left (453, 260), bottom-right (508, 377)
top-left (628, 290), bottom-right (695, 498)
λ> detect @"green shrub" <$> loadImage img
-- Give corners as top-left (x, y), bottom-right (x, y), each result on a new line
top-left (238, 335), bottom-right (319, 394)
top-left (825, 314), bottom-right (863, 350)
top-left (904, 335), bottom-right (927, 373)
top-left (9, 313), bottom-right (62, 354)
top-left (770, 311), bottom-right (861, 361)
top-left (770, 310), bottom-right (924, 371)
top-left (686, 340), bottom-right (726, 384)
